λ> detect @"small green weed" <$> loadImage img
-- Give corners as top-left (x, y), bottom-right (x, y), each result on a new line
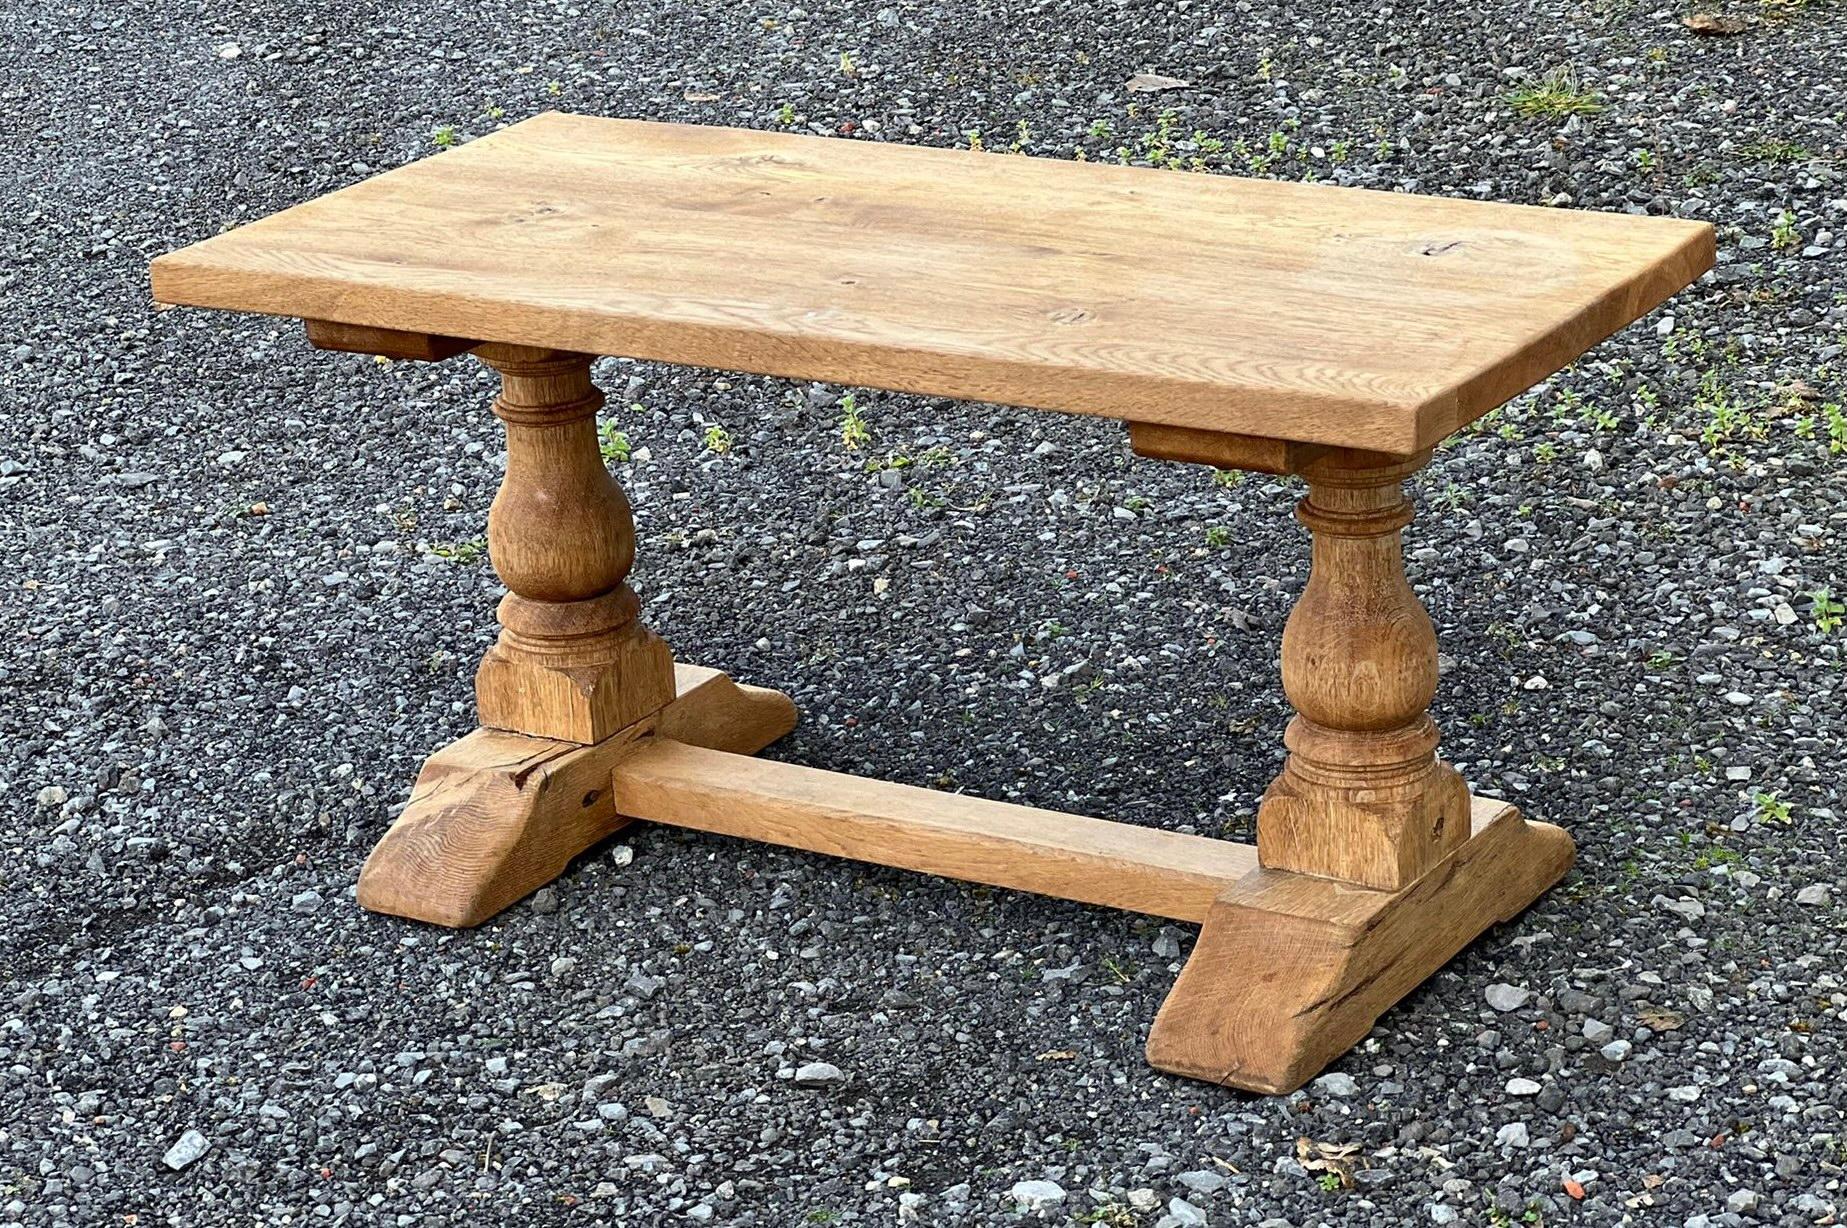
top-left (428, 537), bottom-right (485, 564)
top-left (598, 420), bottom-right (631, 464)
top-left (1738, 137), bottom-right (1811, 163)
top-left (1771, 210), bottom-right (1801, 251)
top-left (838, 393), bottom-right (869, 449)
top-left (1807, 586), bottom-right (1845, 633)
top-left (1506, 72), bottom-right (1604, 119)
top-left (1076, 1201), bottom-right (1138, 1227)
top-left (1753, 790), bottom-right (1794, 825)
top-left (1824, 402), bottom-right (1847, 454)
top-left (1693, 845), bottom-right (1741, 870)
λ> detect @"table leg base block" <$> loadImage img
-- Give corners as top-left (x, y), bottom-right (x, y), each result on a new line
top-left (358, 665), bottom-right (796, 927)
top-left (1145, 798), bottom-right (1573, 1094)
top-left (474, 622), bottom-right (678, 744)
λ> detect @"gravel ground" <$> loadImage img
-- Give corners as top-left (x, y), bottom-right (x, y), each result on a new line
top-left (3, 1), bottom-right (1845, 1224)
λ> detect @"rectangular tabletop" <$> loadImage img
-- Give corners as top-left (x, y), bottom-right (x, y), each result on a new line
top-left (151, 112), bottom-right (1713, 454)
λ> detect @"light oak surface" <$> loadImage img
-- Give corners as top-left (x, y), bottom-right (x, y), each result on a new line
top-left (151, 112), bottom-right (1712, 453)
top-left (613, 739), bottom-right (1260, 923)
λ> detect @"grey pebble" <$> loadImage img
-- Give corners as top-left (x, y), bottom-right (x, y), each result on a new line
top-left (1484, 983), bottom-right (1531, 1012)
top-left (792, 1061), bottom-right (846, 1088)
top-left (1009, 1179), bottom-right (1066, 1212)
top-left (161, 1129), bottom-right (210, 1171)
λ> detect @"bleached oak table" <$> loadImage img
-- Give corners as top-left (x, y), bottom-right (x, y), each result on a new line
top-left (151, 113), bottom-right (1712, 1093)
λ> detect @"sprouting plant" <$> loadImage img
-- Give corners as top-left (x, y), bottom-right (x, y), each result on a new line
top-left (1739, 137), bottom-right (1811, 163)
top-left (1505, 71), bottom-right (1604, 119)
top-left (1771, 210), bottom-right (1800, 251)
top-left (1316, 1172), bottom-right (1343, 1194)
top-left (1137, 108), bottom-right (1183, 168)
top-left (702, 424), bottom-right (733, 454)
top-left (1693, 845), bottom-right (1741, 870)
top-left (776, 102), bottom-right (796, 126)
top-left (1753, 790), bottom-right (1793, 825)
top-left (967, 128), bottom-right (985, 153)
top-left (1076, 1201), bottom-right (1138, 1227)
top-left (1697, 370), bottom-right (1764, 455)
top-left (1823, 402), bottom-right (1847, 454)
top-left (1205, 526), bottom-right (1232, 547)
top-left (598, 420), bottom-right (632, 463)
top-left (1211, 468), bottom-right (1244, 488)
top-left (431, 125), bottom-right (459, 148)
top-left (1009, 118), bottom-right (1033, 153)
top-left (1569, 392), bottom-right (1620, 431)
top-left (1533, 441), bottom-right (1559, 464)
top-left (1088, 118), bottom-right (1113, 140)
top-left (428, 537), bottom-right (485, 564)
top-left (1808, 586), bottom-right (1845, 634)
top-left (838, 51), bottom-right (857, 77)
top-left (838, 393), bottom-right (869, 449)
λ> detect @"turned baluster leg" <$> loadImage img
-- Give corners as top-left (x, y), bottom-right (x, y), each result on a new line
top-left (471, 344), bottom-right (675, 742)
top-left (1147, 445), bottom-right (1572, 1092)
top-left (1256, 448), bottom-right (1470, 889)
top-left (357, 342), bottom-right (796, 927)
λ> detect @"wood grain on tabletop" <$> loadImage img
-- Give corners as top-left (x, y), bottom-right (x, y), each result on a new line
top-left (152, 112), bottom-right (1714, 454)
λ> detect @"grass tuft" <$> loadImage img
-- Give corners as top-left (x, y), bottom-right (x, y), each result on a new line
top-left (1505, 72), bottom-right (1604, 119)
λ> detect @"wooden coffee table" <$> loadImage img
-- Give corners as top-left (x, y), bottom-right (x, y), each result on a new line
top-left (151, 112), bottom-right (1712, 1093)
